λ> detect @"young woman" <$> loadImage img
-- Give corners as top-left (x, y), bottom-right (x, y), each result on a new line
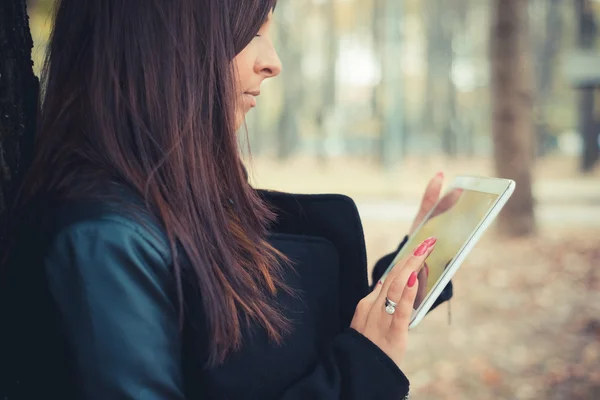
top-left (1, 0), bottom-right (452, 399)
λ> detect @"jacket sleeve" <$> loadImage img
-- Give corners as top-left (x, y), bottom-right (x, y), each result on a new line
top-left (44, 218), bottom-right (186, 400)
top-left (372, 236), bottom-right (453, 313)
top-left (279, 329), bottom-right (410, 400)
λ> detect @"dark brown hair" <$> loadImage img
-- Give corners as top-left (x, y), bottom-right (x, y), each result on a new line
top-left (16, 0), bottom-right (288, 365)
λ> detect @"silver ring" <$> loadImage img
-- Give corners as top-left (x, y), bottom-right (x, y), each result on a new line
top-left (385, 297), bottom-right (397, 315)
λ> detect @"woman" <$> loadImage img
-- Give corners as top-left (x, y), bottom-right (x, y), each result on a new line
top-left (0, 0), bottom-right (452, 399)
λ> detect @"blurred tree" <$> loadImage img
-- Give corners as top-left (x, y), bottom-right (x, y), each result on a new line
top-left (316, 0), bottom-right (338, 165)
top-left (532, 0), bottom-right (563, 157)
top-left (490, 0), bottom-right (536, 236)
top-left (453, 0), bottom-right (473, 157)
top-left (372, 0), bottom-right (384, 123)
top-left (275, 3), bottom-right (302, 161)
top-left (373, 0), bottom-right (405, 169)
top-left (575, 0), bottom-right (599, 172)
top-left (0, 0), bottom-right (38, 228)
top-left (421, 0), bottom-right (459, 157)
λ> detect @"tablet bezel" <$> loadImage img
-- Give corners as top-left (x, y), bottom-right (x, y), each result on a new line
top-left (406, 175), bottom-right (516, 329)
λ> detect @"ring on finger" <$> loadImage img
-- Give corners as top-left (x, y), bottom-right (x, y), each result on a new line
top-left (384, 297), bottom-right (398, 315)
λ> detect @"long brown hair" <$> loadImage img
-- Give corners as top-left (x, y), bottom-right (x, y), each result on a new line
top-left (15, 0), bottom-right (289, 365)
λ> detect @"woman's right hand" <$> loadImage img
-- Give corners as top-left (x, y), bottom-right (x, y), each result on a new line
top-left (350, 237), bottom-right (437, 369)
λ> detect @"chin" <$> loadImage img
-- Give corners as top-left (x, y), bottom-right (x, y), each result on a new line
top-left (234, 113), bottom-right (245, 132)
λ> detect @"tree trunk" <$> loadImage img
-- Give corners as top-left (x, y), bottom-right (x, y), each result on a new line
top-left (316, 0), bottom-right (337, 165)
top-left (533, 0), bottom-right (563, 157)
top-left (440, 3), bottom-right (458, 158)
top-left (578, 88), bottom-right (599, 171)
top-left (374, 0), bottom-right (404, 170)
top-left (275, 3), bottom-right (301, 161)
top-left (0, 0), bottom-right (39, 224)
top-left (421, 0), bottom-right (444, 136)
top-left (575, 0), bottom-right (599, 172)
top-left (490, 0), bottom-right (536, 236)
top-left (422, 0), bottom-right (457, 156)
top-left (372, 0), bottom-right (386, 165)
top-left (532, 0), bottom-right (563, 99)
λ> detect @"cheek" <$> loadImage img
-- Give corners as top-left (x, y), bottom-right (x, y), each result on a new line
top-left (233, 50), bottom-right (255, 90)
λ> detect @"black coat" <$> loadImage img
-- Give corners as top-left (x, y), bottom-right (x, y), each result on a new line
top-left (1, 184), bottom-right (452, 400)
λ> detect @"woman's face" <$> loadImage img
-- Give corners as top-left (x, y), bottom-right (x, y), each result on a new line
top-left (233, 11), bottom-right (282, 130)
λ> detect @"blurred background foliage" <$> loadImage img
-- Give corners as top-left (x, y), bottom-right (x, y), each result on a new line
top-left (26, 0), bottom-right (599, 165)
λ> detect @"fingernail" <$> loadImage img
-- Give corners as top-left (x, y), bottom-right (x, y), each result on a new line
top-left (407, 271), bottom-right (418, 287)
top-left (436, 171), bottom-right (444, 179)
top-left (424, 237), bottom-right (437, 247)
top-left (377, 280), bottom-right (383, 286)
top-left (414, 241), bottom-right (429, 256)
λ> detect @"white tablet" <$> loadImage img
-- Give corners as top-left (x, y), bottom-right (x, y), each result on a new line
top-left (379, 176), bottom-right (516, 329)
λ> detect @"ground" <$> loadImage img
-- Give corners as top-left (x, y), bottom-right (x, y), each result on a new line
top-left (253, 155), bottom-right (600, 399)
top-left (365, 223), bottom-right (600, 400)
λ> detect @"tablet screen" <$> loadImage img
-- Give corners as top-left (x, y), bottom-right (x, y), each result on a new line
top-left (382, 187), bottom-right (501, 310)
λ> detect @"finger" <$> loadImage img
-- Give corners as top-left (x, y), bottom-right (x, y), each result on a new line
top-left (390, 271), bottom-right (420, 336)
top-left (369, 279), bottom-right (384, 302)
top-left (352, 280), bottom-right (384, 330)
top-left (429, 188), bottom-right (463, 220)
top-left (420, 172), bottom-right (444, 209)
top-left (410, 172), bottom-right (444, 233)
top-left (378, 253), bottom-right (409, 285)
top-left (375, 274), bottom-right (405, 330)
top-left (376, 237), bottom-right (436, 308)
top-left (402, 238), bottom-right (436, 275)
top-left (380, 237), bottom-right (436, 298)
top-left (414, 264), bottom-right (428, 309)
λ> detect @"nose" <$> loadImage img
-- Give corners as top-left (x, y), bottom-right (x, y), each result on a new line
top-left (255, 44), bottom-right (282, 78)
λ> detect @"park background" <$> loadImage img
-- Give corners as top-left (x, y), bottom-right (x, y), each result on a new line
top-left (19, 0), bottom-right (600, 398)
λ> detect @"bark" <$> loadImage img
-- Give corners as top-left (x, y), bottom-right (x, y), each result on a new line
top-left (275, 4), bottom-right (301, 161)
top-left (0, 0), bottom-right (39, 222)
top-left (374, 0), bottom-right (405, 169)
top-left (490, 0), bottom-right (536, 236)
top-left (421, 0), bottom-right (458, 157)
top-left (372, 0), bottom-right (385, 164)
top-left (421, 0), bottom-right (441, 134)
top-left (575, 0), bottom-right (599, 172)
top-left (578, 88), bottom-right (599, 172)
top-left (533, 0), bottom-right (563, 157)
top-left (316, 0), bottom-right (337, 165)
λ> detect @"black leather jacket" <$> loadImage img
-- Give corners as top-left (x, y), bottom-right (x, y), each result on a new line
top-left (1, 184), bottom-right (452, 399)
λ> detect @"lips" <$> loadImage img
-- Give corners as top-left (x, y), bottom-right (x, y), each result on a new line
top-left (243, 92), bottom-right (258, 108)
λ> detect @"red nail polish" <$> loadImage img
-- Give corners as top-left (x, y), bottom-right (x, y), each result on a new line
top-left (424, 237), bottom-right (437, 247)
top-left (407, 271), bottom-right (417, 287)
top-left (377, 280), bottom-right (383, 285)
top-left (414, 242), bottom-right (428, 256)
